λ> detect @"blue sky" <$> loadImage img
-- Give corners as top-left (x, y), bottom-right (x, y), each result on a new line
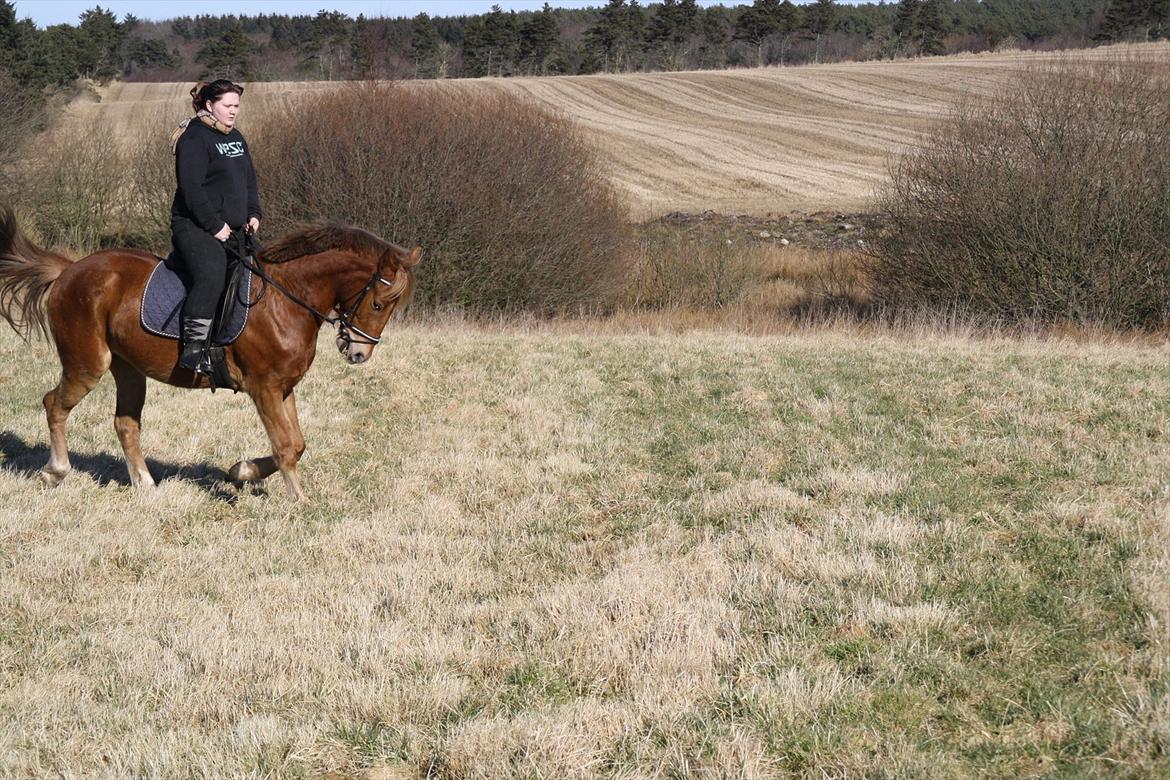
top-left (14, 1), bottom-right (864, 27)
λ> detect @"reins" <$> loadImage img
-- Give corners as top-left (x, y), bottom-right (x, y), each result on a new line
top-left (225, 231), bottom-right (400, 346)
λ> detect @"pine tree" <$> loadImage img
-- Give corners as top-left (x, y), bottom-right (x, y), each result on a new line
top-left (1156, 0), bottom-right (1170, 38)
top-left (1099, 0), bottom-right (1170, 41)
top-left (645, 0), bottom-right (697, 69)
top-left (195, 21), bottom-right (251, 79)
top-left (300, 10), bottom-right (350, 80)
top-left (350, 14), bottom-right (372, 77)
top-left (482, 5), bottom-right (519, 76)
top-left (776, 0), bottom-right (802, 65)
top-left (917, 0), bottom-right (948, 56)
top-left (77, 6), bottom-right (127, 81)
top-left (518, 4), bottom-right (559, 76)
top-left (411, 12), bottom-right (440, 78)
top-left (623, 0), bottom-right (646, 69)
top-left (0, 0), bottom-right (21, 70)
top-left (893, 0), bottom-right (919, 54)
top-left (804, 0), bottom-right (837, 64)
top-left (126, 36), bottom-right (180, 73)
top-left (460, 17), bottom-right (489, 76)
top-left (585, 0), bottom-right (638, 72)
top-left (699, 5), bottom-right (729, 68)
top-left (733, 0), bottom-right (781, 67)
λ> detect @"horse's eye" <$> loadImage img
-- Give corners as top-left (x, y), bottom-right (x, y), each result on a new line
top-left (372, 301), bottom-right (384, 312)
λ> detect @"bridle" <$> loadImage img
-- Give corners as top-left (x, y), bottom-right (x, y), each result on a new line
top-left (226, 230), bottom-right (407, 348)
top-left (333, 270), bottom-right (404, 347)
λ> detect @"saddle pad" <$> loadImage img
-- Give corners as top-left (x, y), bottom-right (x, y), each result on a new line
top-left (140, 259), bottom-right (253, 346)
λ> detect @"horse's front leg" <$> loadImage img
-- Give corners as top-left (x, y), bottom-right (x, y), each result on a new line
top-left (233, 388), bottom-right (307, 500)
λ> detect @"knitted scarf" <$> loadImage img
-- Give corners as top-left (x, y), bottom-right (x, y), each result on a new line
top-left (169, 110), bottom-right (232, 155)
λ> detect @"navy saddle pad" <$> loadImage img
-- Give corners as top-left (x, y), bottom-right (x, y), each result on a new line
top-left (140, 257), bottom-right (253, 346)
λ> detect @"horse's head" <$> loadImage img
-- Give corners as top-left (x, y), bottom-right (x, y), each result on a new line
top-left (336, 243), bottom-right (422, 365)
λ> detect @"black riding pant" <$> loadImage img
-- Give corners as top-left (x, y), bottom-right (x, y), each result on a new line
top-left (172, 218), bottom-right (228, 322)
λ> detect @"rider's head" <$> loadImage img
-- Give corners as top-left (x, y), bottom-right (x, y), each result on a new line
top-left (190, 79), bottom-right (244, 130)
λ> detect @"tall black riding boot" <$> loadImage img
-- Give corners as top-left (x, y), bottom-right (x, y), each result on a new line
top-left (179, 317), bottom-right (214, 374)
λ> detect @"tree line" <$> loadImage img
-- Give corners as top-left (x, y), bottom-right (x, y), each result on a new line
top-left (1, 0), bottom-right (1165, 93)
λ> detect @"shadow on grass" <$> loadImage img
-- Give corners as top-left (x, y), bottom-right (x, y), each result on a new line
top-left (0, 431), bottom-right (251, 503)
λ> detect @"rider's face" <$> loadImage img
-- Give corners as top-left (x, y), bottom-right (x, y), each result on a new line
top-left (206, 92), bottom-right (240, 129)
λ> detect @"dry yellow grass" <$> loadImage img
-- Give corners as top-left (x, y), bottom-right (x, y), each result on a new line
top-left (1, 321), bottom-right (1168, 776)
top-left (70, 42), bottom-right (1170, 217)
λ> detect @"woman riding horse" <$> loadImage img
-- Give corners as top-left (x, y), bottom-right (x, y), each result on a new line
top-left (171, 79), bottom-right (261, 375)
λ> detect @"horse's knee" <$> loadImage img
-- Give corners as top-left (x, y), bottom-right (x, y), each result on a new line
top-left (273, 445), bottom-right (301, 468)
top-left (113, 415), bottom-right (138, 440)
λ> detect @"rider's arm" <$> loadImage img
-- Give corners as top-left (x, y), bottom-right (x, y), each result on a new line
top-left (245, 144), bottom-right (262, 223)
top-left (175, 131), bottom-right (229, 236)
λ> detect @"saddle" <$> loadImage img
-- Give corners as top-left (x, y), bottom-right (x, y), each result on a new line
top-left (140, 235), bottom-right (256, 391)
top-left (140, 255), bottom-right (253, 345)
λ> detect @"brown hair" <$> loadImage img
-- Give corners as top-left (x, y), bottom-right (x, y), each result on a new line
top-left (189, 79), bottom-right (244, 113)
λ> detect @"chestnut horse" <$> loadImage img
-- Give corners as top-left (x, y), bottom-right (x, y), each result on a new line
top-left (0, 208), bottom-right (421, 500)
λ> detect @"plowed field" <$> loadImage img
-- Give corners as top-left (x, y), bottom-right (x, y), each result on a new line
top-left (75, 42), bottom-right (1168, 216)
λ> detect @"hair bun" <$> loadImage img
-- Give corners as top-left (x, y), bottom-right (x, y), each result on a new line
top-left (189, 81), bottom-right (209, 113)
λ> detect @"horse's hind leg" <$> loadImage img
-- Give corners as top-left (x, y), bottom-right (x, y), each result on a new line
top-left (40, 363), bottom-right (108, 488)
top-left (110, 357), bottom-right (155, 488)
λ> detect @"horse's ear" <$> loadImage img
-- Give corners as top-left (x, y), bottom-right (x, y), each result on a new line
top-left (402, 246), bottom-right (422, 269)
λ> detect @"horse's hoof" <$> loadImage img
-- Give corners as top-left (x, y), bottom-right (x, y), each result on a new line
top-left (227, 461), bottom-right (261, 483)
top-left (38, 469), bottom-right (65, 488)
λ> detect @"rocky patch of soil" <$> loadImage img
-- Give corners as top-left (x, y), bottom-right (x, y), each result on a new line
top-left (648, 210), bottom-right (884, 251)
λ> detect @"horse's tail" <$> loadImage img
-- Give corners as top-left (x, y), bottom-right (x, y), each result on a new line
top-left (0, 206), bottom-right (74, 340)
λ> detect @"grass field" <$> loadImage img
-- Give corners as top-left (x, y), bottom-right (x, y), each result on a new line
top-left (1, 321), bottom-right (1167, 777)
top-left (70, 43), bottom-right (1170, 217)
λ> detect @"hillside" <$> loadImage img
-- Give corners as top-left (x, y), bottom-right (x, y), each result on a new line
top-left (73, 42), bottom-right (1169, 217)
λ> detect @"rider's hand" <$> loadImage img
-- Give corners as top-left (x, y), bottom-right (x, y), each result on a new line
top-left (214, 224), bottom-right (231, 241)
top-left (247, 217), bottom-right (260, 235)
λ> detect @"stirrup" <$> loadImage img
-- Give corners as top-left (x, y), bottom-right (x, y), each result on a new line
top-left (179, 342), bottom-right (214, 375)
top-left (207, 346), bottom-right (238, 393)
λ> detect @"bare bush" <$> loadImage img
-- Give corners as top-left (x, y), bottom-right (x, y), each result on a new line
top-left (0, 73), bottom-right (44, 203)
top-left (623, 226), bottom-right (871, 326)
top-left (251, 83), bottom-right (631, 313)
top-left (625, 228), bottom-right (758, 309)
top-left (123, 106), bottom-right (185, 251)
top-left (871, 58), bottom-right (1170, 328)
top-left (18, 124), bottom-right (130, 251)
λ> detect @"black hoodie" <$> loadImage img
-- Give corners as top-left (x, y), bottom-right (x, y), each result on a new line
top-left (171, 120), bottom-right (261, 234)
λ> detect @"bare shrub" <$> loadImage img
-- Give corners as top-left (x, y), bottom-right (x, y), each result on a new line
top-left (251, 83), bottom-right (631, 313)
top-left (871, 58), bottom-right (1170, 328)
top-left (0, 72), bottom-right (45, 203)
top-left (624, 229), bottom-right (758, 309)
top-left (625, 226), bottom-right (869, 320)
top-left (18, 123), bottom-right (130, 251)
top-left (122, 106), bottom-right (185, 252)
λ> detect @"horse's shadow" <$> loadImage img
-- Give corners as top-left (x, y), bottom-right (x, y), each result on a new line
top-left (0, 431), bottom-right (251, 502)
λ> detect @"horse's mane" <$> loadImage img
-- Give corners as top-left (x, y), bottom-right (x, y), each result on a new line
top-left (260, 223), bottom-right (396, 264)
